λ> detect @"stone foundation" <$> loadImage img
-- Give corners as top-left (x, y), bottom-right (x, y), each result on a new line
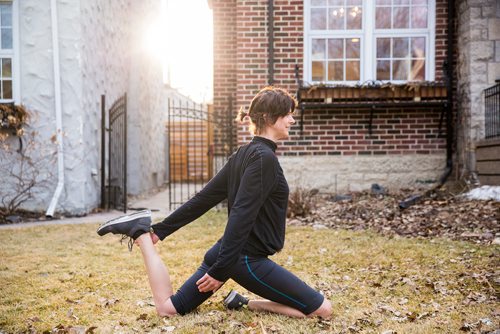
top-left (279, 154), bottom-right (446, 193)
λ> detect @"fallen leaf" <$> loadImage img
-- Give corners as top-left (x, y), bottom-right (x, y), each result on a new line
top-left (160, 325), bottom-right (175, 332)
top-left (85, 326), bottom-right (98, 334)
top-left (66, 298), bottom-right (81, 304)
top-left (98, 297), bottom-right (119, 308)
top-left (67, 326), bottom-right (86, 334)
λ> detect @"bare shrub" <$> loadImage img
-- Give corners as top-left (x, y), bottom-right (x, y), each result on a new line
top-left (287, 187), bottom-right (319, 218)
top-left (0, 128), bottom-right (56, 221)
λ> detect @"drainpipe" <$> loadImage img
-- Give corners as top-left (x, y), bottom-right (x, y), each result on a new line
top-left (399, 1), bottom-right (455, 209)
top-left (267, 0), bottom-right (274, 85)
top-left (46, 0), bottom-right (65, 217)
top-left (440, 0), bottom-right (455, 185)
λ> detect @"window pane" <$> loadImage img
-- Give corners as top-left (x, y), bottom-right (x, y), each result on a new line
top-left (376, 0), bottom-right (391, 4)
top-left (347, 0), bottom-right (362, 5)
top-left (393, 38), bottom-right (409, 58)
top-left (311, 8), bottom-right (327, 30)
top-left (346, 38), bottom-right (360, 58)
top-left (2, 58), bottom-right (11, 77)
top-left (347, 6), bottom-right (362, 29)
top-left (1, 28), bottom-right (12, 49)
top-left (375, 7), bottom-right (391, 29)
top-left (346, 60), bottom-right (360, 80)
top-left (377, 38), bottom-right (391, 58)
top-left (328, 39), bottom-right (343, 59)
top-left (312, 0), bottom-right (327, 5)
top-left (393, 7), bottom-right (410, 28)
top-left (413, 0), bottom-right (428, 4)
top-left (377, 60), bottom-right (391, 80)
top-left (411, 6), bottom-right (428, 28)
top-left (328, 61), bottom-right (343, 81)
top-left (2, 80), bottom-right (12, 99)
top-left (312, 61), bottom-right (326, 81)
top-left (411, 37), bottom-right (425, 57)
top-left (411, 59), bottom-right (425, 80)
top-left (393, 59), bottom-right (410, 80)
top-left (0, 4), bottom-right (12, 27)
top-left (312, 39), bottom-right (326, 59)
top-left (394, 0), bottom-right (410, 4)
top-left (329, 0), bottom-right (344, 5)
top-left (329, 7), bottom-right (344, 29)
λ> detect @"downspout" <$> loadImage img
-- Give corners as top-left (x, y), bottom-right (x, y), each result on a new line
top-left (46, 0), bottom-right (65, 217)
top-left (440, 0), bottom-right (455, 185)
top-left (399, 0), bottom-right (455, 209)
top-left (267, 0), bottom-right (274, 85)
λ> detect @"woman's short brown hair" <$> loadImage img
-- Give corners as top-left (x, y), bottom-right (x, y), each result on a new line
top-left (238, 86), bottom-right (297, 135)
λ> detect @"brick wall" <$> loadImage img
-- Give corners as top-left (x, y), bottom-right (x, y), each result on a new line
top-left (213, 0), bottom-right (450, 158)
top-left (435, 0), bottom-right (449, 82)
top-left (213, 0), bottom-right (237, 118)
top-left (282, 107), bottom-right (447, 156)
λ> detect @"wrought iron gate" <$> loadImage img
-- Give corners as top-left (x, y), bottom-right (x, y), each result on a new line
top-left (167, 98), bottom-right (235, 210)
top-left (101, 93), bottom-right (127, 212)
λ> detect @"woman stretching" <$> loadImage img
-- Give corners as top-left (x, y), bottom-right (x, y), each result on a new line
top-left (97, 87), bottom-right (332, 318)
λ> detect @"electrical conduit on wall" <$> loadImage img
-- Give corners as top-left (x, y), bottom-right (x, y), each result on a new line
top-left (46, 0), bottom-right (65, 217)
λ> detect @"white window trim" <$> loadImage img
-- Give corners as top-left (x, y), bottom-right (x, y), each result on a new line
top-left (303, 0), bottom-right (436, 85)
top-left (0, 0), bottom-right (19, 103)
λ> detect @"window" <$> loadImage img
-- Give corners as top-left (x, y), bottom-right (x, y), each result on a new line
top-left (0, 1), bottom-right (14, 102)
top-left (304, 0), bottom-right (435, 84)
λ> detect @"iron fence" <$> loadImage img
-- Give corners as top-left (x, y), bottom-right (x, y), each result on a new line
top-left (485, 82), bottom-right (500, 139)
top-left (167, 98), bottom-right (235, 210)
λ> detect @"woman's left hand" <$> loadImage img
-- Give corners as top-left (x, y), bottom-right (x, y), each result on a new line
top-left (196, 273), bottom-right (223, 293)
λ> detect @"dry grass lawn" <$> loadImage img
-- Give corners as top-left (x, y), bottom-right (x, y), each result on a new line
top-left (0, 210), bottom-right (498, 333)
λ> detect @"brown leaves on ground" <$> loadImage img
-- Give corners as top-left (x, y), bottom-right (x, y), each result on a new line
top-left (288, 188), bottom-right (500, 244)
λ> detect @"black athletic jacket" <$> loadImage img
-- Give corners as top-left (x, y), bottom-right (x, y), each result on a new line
top-left (151, 136), bottom-right (289, 281)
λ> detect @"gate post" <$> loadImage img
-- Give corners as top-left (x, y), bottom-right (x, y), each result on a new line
top-left (100, 94), bottom-right (106, 209)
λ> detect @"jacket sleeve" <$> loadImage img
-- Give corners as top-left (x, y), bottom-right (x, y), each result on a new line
top-left (151, 159), bottom-right (229, 240)
top-left (207, 151), bottom-right (278, 281)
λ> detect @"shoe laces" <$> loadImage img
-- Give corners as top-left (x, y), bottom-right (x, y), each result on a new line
top-left (120, 235), bottom-right (135, 251)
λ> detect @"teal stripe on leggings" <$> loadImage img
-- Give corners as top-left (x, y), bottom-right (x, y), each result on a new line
top-left (245, 255), bottom-right (307, 308)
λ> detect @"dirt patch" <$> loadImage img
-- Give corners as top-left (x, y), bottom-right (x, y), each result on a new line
top-left (288, 187), bottom-right (500, 244)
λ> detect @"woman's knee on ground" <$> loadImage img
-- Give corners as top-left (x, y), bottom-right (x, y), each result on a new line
top-left (155, 298), bottom-right (178, 317)
top-left (309, 298), bottom-right (332, 319)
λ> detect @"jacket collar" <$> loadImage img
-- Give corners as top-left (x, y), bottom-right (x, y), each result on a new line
top-left (252, 136), bottom-right (277, 152)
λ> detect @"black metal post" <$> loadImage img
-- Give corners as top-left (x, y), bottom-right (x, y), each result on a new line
top-left (268, 0), bottom-right (274, 85)
top-left (100, 94), bottom-right (106, 209)
top-left (123, 93), bottom-right (127, 213)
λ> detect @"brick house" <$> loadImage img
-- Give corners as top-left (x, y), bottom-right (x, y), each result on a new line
top-left (209, 0), bottom-right (500, 192)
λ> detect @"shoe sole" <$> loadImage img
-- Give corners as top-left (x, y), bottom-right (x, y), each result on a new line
top-left (223, 290), bottom-right (237, 306)
top-left (97, 210), bottom-right (151, 235)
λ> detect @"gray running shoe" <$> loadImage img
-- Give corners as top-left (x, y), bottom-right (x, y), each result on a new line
top-left (97, 210), bottom-right (152, 250)
top-left (223, 290), bottom-right (249, 310)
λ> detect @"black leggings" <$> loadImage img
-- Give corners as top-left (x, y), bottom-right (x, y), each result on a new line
top-left (170, 242), bottom-right (324, 315)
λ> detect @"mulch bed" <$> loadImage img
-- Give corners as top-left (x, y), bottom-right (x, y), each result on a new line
top-left (288, 187), bottom-right (500, 244)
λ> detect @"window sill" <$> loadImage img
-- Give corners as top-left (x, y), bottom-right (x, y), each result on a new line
top-left (298, 81), bottom-right (447, 106)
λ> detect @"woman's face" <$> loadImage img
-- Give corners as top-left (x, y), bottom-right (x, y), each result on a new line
top-left (268, 111), bottom-right (296, 140)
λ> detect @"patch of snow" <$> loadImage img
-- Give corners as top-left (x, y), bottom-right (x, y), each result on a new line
top-left (463, 186), bottom-right (500, 201)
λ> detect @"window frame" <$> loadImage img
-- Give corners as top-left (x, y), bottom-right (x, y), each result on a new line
top-left (0, 0), bottom-right (18, 103)
top-left (303, 0), bottom-right (436, 85)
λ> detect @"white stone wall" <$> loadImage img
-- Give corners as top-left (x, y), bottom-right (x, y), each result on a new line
top-left (19, 0), bottom-right (85, 213)
top-left (79, 0), bottom-right (133, 213)
top-left (14, 0), bottom-right (178, 215)
top-left (456, 0), bottom-right (500, 176)
top-left (125, 1), bottom-right (195, 196)
top-left (17, 1), bottom-right (53, 211)
top-left (279, 155), bottom-right (446, 193)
